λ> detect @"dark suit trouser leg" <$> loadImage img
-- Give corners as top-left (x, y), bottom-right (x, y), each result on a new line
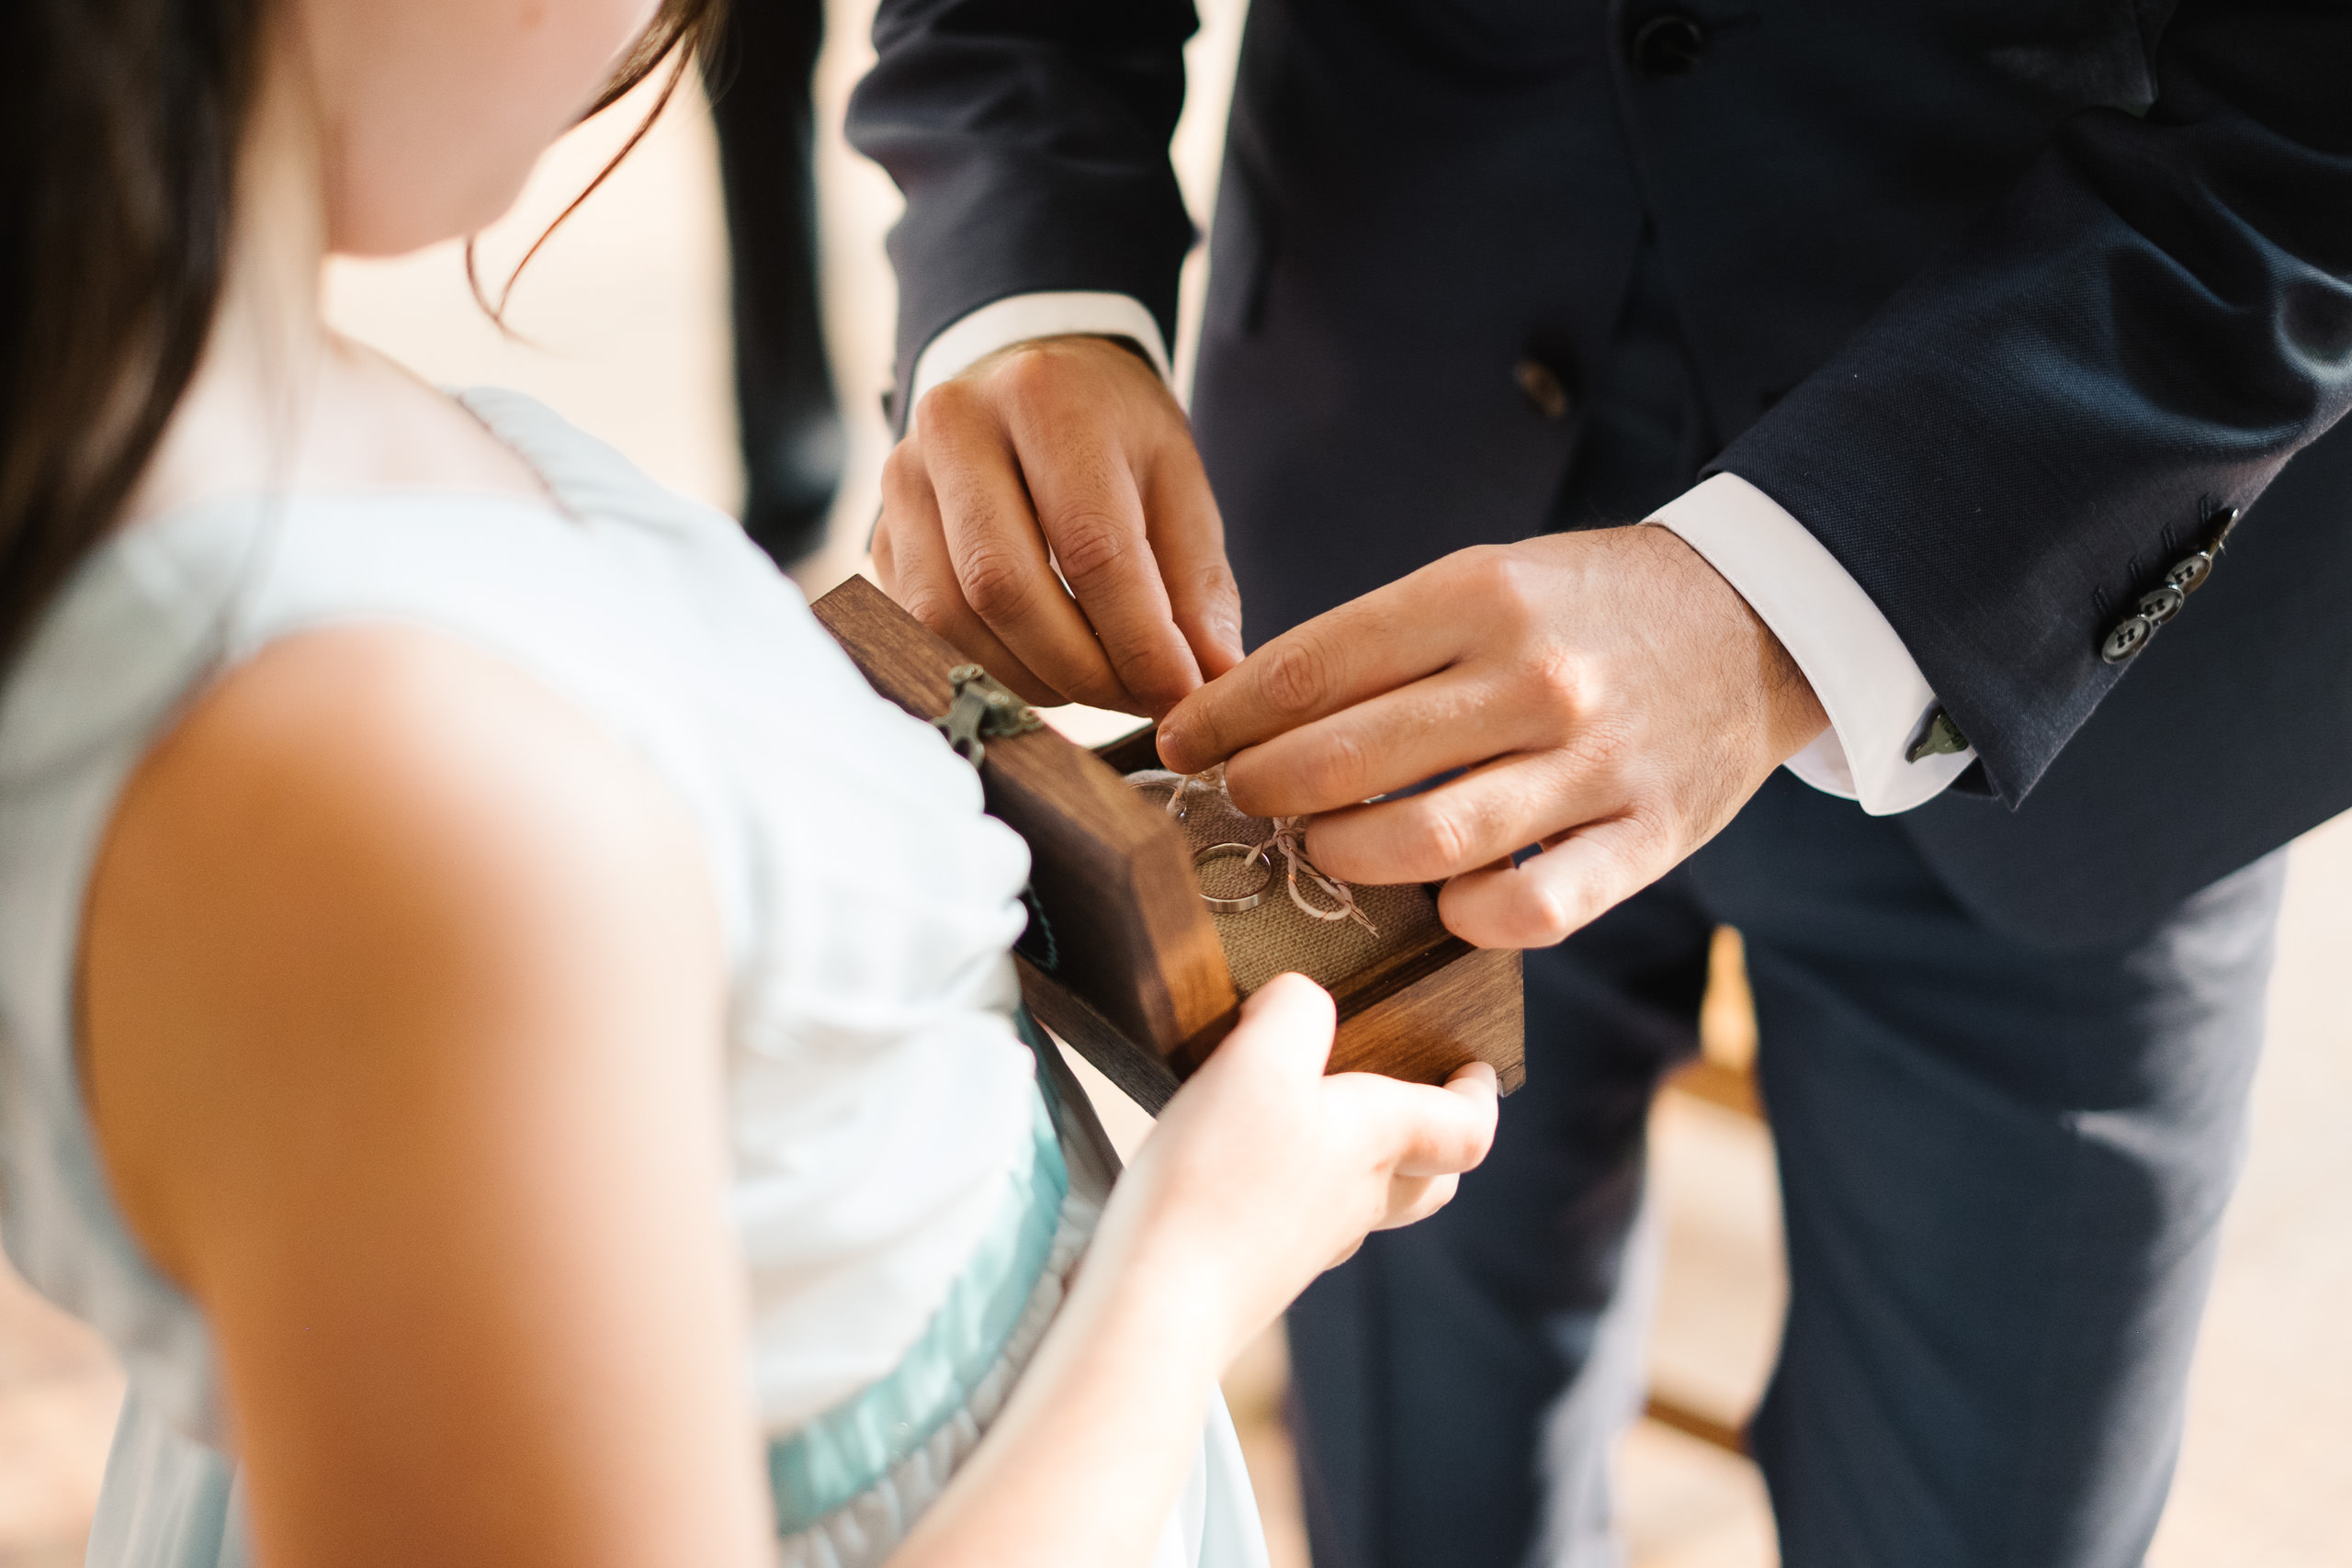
top-left (703, 0), bottom-right (842, 569)
top-left (1284, 772), bottom-right (2283, 1568)
top-left (1287, 866), bottom-right (1715, 1568)
top-left (1719, 776), bottom-right (2282, 1568)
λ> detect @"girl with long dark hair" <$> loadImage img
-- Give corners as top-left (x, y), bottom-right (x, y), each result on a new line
top-left (0, 3), bottom-right (1498, 1563)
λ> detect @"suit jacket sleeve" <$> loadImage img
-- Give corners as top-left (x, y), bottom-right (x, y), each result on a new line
top-left (1712, 0), bottom-right (2352, 806)
top-left (845, 0), bottom-right (1199, 424)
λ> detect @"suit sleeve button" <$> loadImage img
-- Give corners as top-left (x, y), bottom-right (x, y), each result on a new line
top-left (2136, 584), bottom-right (2185, 626)
top-left (1628, 14), bottom-right (1707, 76)
top-left (1515, 359), bottom-right (1573, 421)
top-left (2165, 553), bottom-right (2213, 593)
top-left (2101, 615), bottom-right (2155, 664)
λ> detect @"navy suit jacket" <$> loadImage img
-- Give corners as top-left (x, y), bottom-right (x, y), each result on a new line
top-left (848, 0), bottom-right (2352, 945)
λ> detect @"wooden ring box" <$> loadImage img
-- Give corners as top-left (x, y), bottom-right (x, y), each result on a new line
top-left (814, 576), bottom-right (1524, 1112)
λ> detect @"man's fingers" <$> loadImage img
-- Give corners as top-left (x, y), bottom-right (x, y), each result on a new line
top-left (1436, 813), bottom-right (1673, 949)
top-left (1143, 447), bottom-right (1245, 684)
top-left (1299, 746), bottom-right (1630, 886)
top-left (1158, 562), bottom-right (1478, 773)
top-left (889, 337), bottom-right (1243, 720)
top-left (1008, 406), bottom-right (1204, 717)
top-left (876, 441), bottom-right (1063, 705)
top-left (1217, 666), bottom-right (1556, 820)
top-left (919, 381), bottom-right (1140, 712)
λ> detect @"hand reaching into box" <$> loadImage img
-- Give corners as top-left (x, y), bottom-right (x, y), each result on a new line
top-left (1158, 526), bottom-right (1828, 950)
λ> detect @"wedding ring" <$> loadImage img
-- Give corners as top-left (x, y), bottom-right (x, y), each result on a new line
top-left (1194, 842), bottom-right (1272, 913)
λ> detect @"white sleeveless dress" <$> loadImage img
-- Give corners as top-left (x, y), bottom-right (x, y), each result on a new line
top-left (0, 389), bottom-right (1268, 1568)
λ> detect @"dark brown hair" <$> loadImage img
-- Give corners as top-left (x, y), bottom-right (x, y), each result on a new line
top-left (0, 0), bottom-right (723, 671)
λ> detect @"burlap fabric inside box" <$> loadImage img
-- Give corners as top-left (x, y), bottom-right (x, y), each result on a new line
top-left (1130, 775), bottom-right (1446, 996)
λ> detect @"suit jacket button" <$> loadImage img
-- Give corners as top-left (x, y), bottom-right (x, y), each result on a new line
top-left (2165, 552), bottom-right (2213, 593)
top-left (2136, 584), bottom-right (2185, 626)
top-left (1628, 14), bottom-right (1707, 77)
top-left (2101, 615), bottom-right (2154, 664)
top-left (1515, 359), bottom-right (1573, 421)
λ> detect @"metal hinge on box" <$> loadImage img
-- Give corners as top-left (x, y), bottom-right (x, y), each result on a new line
top-left (933, 664), bottom-right (1044, 768)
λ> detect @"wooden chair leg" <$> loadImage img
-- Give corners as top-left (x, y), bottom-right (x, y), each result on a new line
top-left (1642, 930), bottom-right (1768, 1460)
top-left (1641, 1393), bottom-right (1748, 1456)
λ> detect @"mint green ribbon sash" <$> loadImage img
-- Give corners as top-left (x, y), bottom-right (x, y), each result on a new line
top-left (767, 1019), bottom-right (1070, 1536)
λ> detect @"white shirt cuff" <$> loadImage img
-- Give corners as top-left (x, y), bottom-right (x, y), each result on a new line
top-left (909, 292), bottom-right (1172, 423)
top-left (1651, 472), bottom-right (1976, 816)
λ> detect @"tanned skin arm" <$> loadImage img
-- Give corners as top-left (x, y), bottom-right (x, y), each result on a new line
top-left (82, 626), bottom-right (773, 1568)
top-left (80, 626), bottom-right (1497, 1568)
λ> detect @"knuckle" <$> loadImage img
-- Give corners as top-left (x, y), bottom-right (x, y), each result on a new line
top-left (876, 442), bottom-right (922, 510)
top-left (1303, 726), bottom-right (1372, 802)
top-left (1505, 657), bottom-right (1592, 751)
top-left (1161, 705), bottom-right (1219, 770)
top-left (1432, 542), bottom-right (1496, 582)
top-left (915, 378), bottom-right (981, 435)
top-left (1517, 884), bottom-right (1578, 948)
top-left (1122, 654), bottom-right (1192, 712)
top-left (1046, 509), bottom-right (1134, 587)
top-left (898, 581), bottom-right (959, 635)
top-left (1528, 645), bottom-right (1583, 701)
top-left (1260, 637), bottom-right (1331, 718)
top-left (994, 344), bottom-right (1068, 420)
top-left (956, 540), bottom-right (1040, 623)
top-left (1193, 558), bottom-right (1240, 612)
top-left (1399, 804), bottom-right (1472, 877)
top-left (1455, 545), bottom-right (1536, 615)
top-left (1058, 658), bottom-right (1132, 713)
top-left (1617, 806), bottom-right (1678, 867)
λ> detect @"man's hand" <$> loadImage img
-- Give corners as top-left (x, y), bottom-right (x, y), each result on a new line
top-left (1156, 526), bottom-right (1831, 950)
top-left (873, 334), bottom-right (1243, 717)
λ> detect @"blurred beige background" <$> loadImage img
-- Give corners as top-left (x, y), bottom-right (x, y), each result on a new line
top-left (4, 4), bottom-right (2348, 1564)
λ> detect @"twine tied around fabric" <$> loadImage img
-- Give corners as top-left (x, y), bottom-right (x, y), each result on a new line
top-left (1127, 767), bottom-right (1377, 932)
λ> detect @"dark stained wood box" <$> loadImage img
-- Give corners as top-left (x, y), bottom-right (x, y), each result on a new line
top-left (813, 576), bottom-right (1523, 1113)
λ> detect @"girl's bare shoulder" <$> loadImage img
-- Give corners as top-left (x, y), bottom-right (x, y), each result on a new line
top-left (80, 623), bottom-right (722, 1282)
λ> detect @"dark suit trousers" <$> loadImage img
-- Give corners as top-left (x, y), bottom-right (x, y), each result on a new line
top-left (702, 0), bottom-right (842, 569)
top-left (1281, 242), bottom-right (2288, 1568)
top-left (1287, 775), bottom-right (2282, 1568)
